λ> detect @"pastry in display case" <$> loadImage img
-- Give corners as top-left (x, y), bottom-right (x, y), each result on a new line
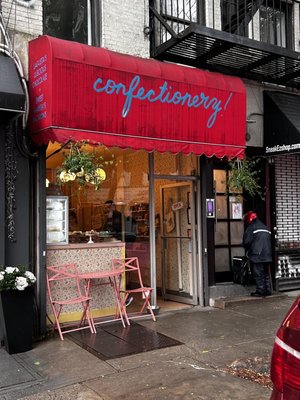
top-left (46, 196), bottom-right (69, 245)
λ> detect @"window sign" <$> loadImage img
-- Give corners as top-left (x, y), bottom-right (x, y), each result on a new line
top-left (231, 202), bottom-right (243, 220)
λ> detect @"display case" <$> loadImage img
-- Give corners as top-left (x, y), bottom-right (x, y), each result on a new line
top-left (46, 196), bottom-right (69, 245)
top-left (130, 202), bottom-right (149, 238)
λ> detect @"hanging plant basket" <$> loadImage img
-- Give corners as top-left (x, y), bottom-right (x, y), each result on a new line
top-left (227, 157), bottom-right (264, 199)
top-left (57, 142), bottom-right (109, 190)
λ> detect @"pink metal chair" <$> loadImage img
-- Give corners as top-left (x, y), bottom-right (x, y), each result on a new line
top-left (112, 257), bottom-right (156, 322)
top-left (46, 263), bottom-right (96, 340)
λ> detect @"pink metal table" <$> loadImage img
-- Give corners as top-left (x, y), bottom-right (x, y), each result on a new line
top-left (79, 269), bottom-right (130, 328)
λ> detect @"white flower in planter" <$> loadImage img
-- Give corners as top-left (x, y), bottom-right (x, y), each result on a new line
top-left (25, 271), bottom-right (36, 283)
top-left (5, 267), bottom-right (19, 274)
top-left (15, 277), bottom-right (29, 291)
top-left (0, 265), bottom-right (36, 292)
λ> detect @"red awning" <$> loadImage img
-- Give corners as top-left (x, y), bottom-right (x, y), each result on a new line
top-left (28, 35), bottom-right (246, 158)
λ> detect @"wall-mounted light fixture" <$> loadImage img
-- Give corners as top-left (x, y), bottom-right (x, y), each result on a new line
top-left (143, 26), bottom-right (152, 36)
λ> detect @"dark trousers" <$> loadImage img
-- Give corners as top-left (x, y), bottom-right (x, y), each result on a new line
top-left (252, 262), bottom-right (272, 295)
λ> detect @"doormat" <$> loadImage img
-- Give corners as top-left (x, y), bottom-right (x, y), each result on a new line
top-left (67, 322), bottom-right (182, 360)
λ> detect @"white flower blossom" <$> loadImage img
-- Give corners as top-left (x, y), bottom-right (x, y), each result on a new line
top-left (25, 271), bottom-right (36, 283)
top-left (5, 267), bottom-right (19, 274)
top-left (76, 168), bottom-right (85, 177)
top-left (67, 171), bottom-right (76, 181)
top-left (15, 277), bottom-right (29, 291)
top-left (0, 265), bottom-right (36, 291)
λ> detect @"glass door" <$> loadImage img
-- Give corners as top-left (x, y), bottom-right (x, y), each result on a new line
top-left (213, 169), bottom-right (244, 282)
top-left (156, 180), bottom-right (198, 305)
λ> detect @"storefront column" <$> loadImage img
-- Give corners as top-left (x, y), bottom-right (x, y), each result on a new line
top-left (36, 149), bottom-right (47, 335)
top-left (149, 152), bottom-right (158, 309)
top-left (196, 178), bottom-right (205, 306)
top-left (0, 122), bottom-right (5, 266)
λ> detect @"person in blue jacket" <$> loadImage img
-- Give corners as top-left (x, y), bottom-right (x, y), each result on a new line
top-left (243, 211), bottom-right (272, 297)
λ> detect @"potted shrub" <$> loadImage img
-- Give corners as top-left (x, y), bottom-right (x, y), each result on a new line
top-left (0, 265), bottom-right (36, 354)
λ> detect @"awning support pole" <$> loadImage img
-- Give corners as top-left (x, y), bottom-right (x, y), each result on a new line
top-left (149, 152), bottom-right (158, 310)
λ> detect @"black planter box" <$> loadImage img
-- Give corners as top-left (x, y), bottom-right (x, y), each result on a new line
top-left (0, 287), bottom-right (34, 354)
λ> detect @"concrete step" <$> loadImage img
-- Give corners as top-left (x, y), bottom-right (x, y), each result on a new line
top-left (212, 292), bottom-right (288, 310)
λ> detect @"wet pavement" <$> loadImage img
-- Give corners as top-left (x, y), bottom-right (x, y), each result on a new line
top-left (0, 292), bottom-right (298, 400)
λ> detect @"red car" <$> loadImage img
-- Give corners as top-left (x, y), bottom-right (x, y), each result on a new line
top-left (270, 296), bottom-right (300, 399)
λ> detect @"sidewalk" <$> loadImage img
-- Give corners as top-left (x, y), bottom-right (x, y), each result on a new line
top-left (0, 292), bottom-right (298, 400)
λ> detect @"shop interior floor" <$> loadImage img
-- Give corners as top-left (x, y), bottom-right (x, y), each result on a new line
top-left (67, 321), bottom-right (182, 360)
top-left (123, 293), bottom-right (193, 315)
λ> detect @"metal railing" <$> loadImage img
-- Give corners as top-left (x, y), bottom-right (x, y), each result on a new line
top-left (151, 0), bottom-right (300, 50)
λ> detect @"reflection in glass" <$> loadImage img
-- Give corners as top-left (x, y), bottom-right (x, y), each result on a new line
top-left (260, 6), bottom-right (286, 47)
top-left (213, 169), bottom-right (226, 193)
top-left (43, 0), bottom-right (88, 44)
top-left (216, 196), bottom-right (227, 218)
top-left (154, 152), bottom-right (198, 176)
top-left (230, 222), bottom-right (244, 245)
top-left (215, 222), bottom-right (229, 245)
top-left (215, 248), bottom-right (229, 272)
top-left (231, 247), bottom-right (245, 259)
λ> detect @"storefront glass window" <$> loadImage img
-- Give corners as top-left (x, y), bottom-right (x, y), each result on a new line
top-left (213, 169), bottom-right (226, 193)
top-left (216, 196), bottom-right (227, 219)
top-left (46, 143), bottom-right (149, 258)
top-left (215, 222), bottom-right (229, 245)
top-left (230, 221), bottom-right (244, 245)
top-left (154, 152), bottom-right (198, 176)
top-left (215, 248), bottom-right (229, 272)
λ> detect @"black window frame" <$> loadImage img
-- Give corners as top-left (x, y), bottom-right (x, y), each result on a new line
top-left (259, 1), bottom-right (293, 49)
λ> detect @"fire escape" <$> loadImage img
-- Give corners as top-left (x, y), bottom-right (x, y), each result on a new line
top-left (149, 0), bottom-right (300, 89)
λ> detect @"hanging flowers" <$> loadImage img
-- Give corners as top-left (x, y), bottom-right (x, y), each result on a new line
top-left (227, 157), bottom-right (264, 199)
top-left (57, 142), bottom-right (108, 190)
top-left (0, 265), bottom-right (36, 291)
